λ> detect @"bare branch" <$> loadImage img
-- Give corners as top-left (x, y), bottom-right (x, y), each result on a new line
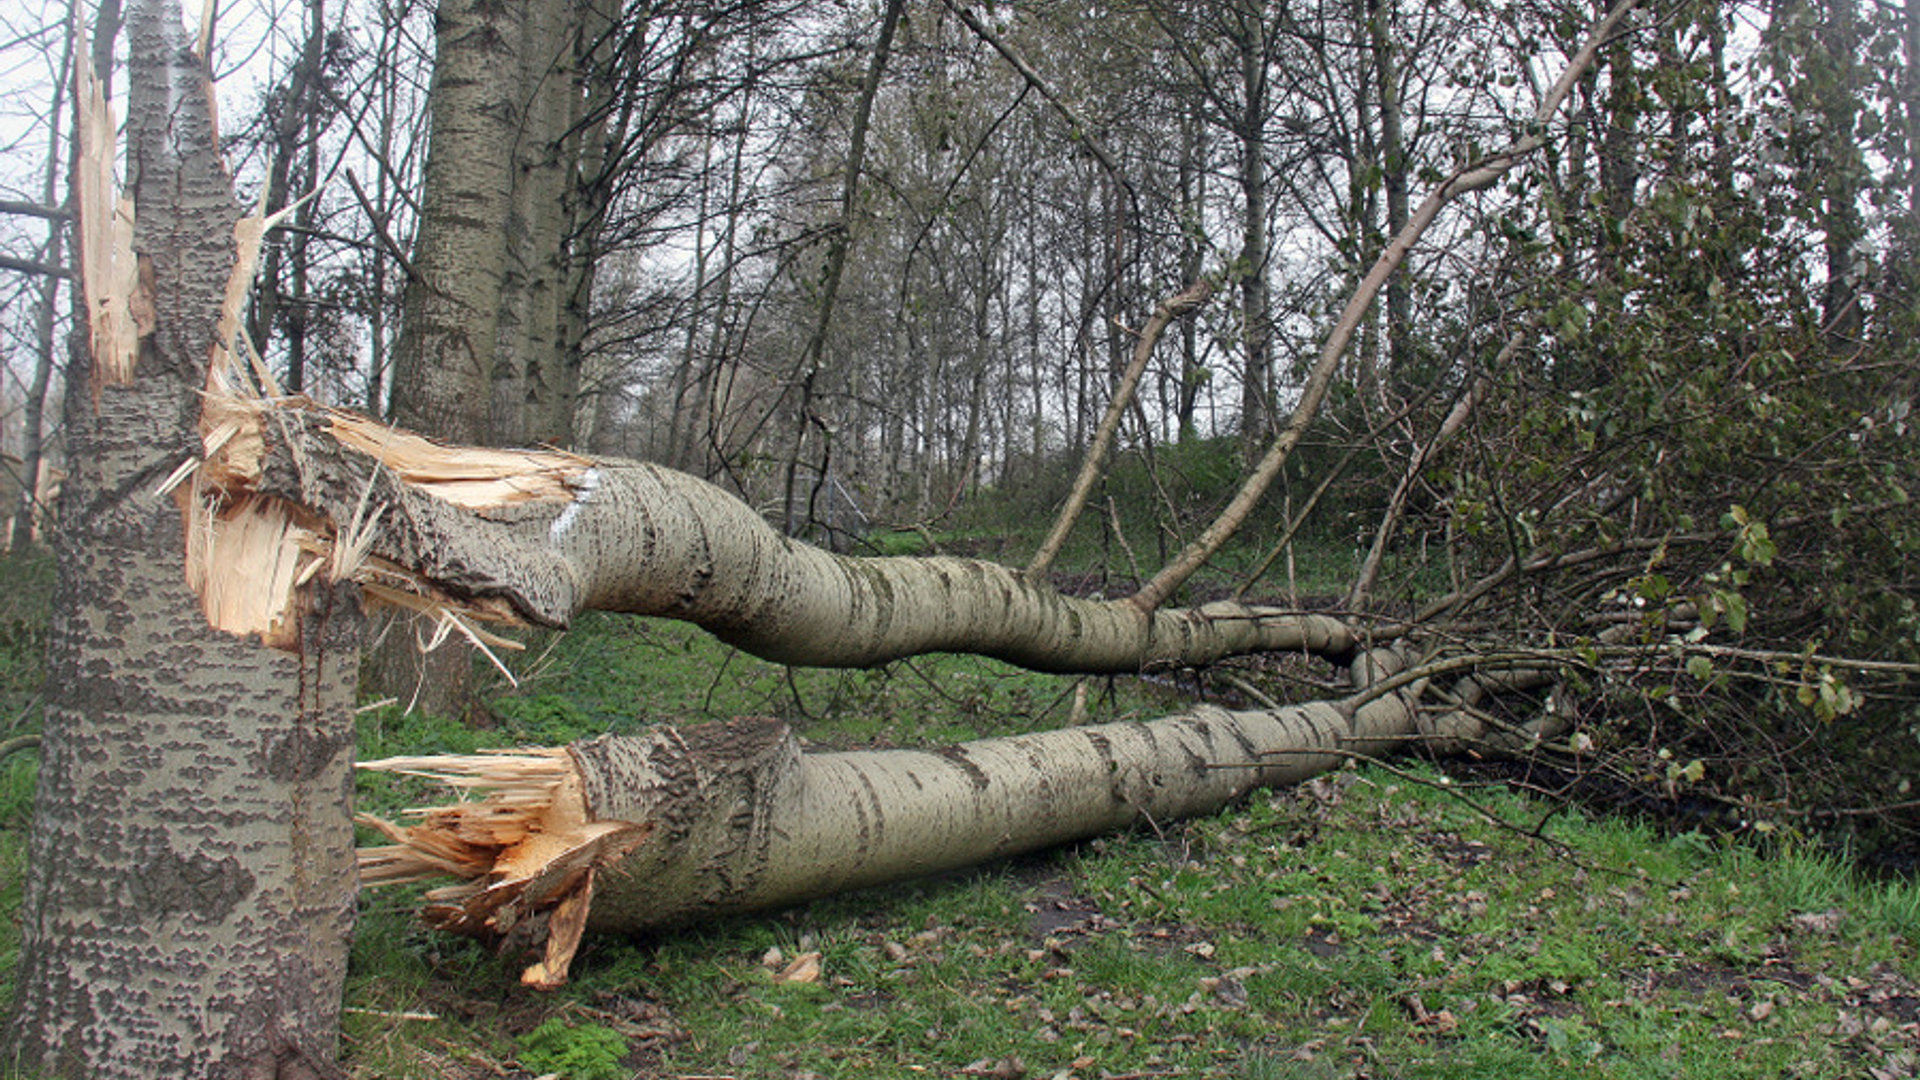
top-left (1129, 0), bottom-right (1643, 614)
top-left (1027, 279), bottom-right (1214, 580)
top-left (0, 253), bottom-right (70, 279)
top-left (0, 199), bottom-right (68, 222)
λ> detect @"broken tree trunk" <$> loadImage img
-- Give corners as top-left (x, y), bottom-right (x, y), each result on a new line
top-left (359, 646), bottom-right (1566, 989)
top-left (4, 6), bottom-right (360, 1076)
top-left (198, 390), bottom-right (1358, 675)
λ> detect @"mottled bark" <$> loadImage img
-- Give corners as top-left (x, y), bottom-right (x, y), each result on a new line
top-left (7, 391), bottom-right (359, 1076)
top-left (389, 0), bottom-right (519, 444)
top-left (492, 0), bottom-right (576, 447)
top-left (570, 699), bottom-right (1361, 932)
top-left (4, 3), bottom-right (360, 1074)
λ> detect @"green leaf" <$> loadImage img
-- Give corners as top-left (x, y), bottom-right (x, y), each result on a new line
top-left (1718, 590), bottom-right (1749, 634)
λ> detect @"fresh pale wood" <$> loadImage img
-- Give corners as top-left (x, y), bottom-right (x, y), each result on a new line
top-left (74, 61), bottom-right (137, 387)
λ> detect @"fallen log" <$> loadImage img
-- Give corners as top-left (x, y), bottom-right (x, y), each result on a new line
top-left (358, 647), bottom-right (1568, 988)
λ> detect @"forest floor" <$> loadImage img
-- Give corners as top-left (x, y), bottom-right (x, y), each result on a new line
top-left (4, 560), bottom-right (1920, 1078)
top-left (338, 745), bottom-right (1920, 1080)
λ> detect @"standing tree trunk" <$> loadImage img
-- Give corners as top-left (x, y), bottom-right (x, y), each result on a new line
top-left (389, 0), bottom-right (519, 444)
top-left (1366, 0), bottom-right (1410, 382)
top-left (1234, 6), bottom-right (1275, 457)
top-left (1814, 0), bottom-right (1864, 348)
top-left (375, 0), bottom-right (527, 715)
top-left (3, 3), bottom-right (361, 1075)
top-left (376, 0), bottom-right (593, 715)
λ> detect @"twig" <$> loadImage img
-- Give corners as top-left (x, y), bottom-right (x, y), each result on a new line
top-left (340, 1006), bottom-right (439, 1022)
top-left (1, 733), bottom-right (41, 762)
top-left (345, 169), bottom-right (419, 283)
top-left (1239, 748), bottom-right (1642, 879)
top-left (1217, 672), bottom-right (1280, 711)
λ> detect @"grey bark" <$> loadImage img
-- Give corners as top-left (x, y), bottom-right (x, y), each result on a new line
top-left (390, 0), bottom-right (525, 443)
top-left (4, 2), bottom-right (361, 1074)
top-left (246, 413), bottom-right (1360, 674)
top-left (1235, 8), bottom-right (1275, 454)
top-left (375, 0), bottom-right (534, 714)
top-left (1367, 0), bottom-right (1410, 380)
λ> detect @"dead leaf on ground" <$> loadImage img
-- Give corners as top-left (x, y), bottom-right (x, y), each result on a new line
top-left (773, 952), bottom-right (822, 984)
top-left (1792, 909), bottom-right (1845, 935)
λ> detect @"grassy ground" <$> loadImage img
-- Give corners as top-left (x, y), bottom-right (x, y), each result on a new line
top-left (5, 556), bottom-right (1920, 1078)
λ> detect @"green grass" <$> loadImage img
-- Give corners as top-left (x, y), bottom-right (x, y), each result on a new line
top-left (0, 749), bottom-right (32, 1011)
top-left (0, 550), bottom-right (49, 1016)
top-left (334, 745), bottom-right (1920, 1078)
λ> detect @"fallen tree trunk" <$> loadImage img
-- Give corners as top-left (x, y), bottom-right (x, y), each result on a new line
top-left (359, 646), bottom-right (1568, 988)
top-left (196, 392), bottom-right (1360, 675)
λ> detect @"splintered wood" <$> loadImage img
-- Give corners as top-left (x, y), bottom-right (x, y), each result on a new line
top-left (75, 62), bottom-right (139, 389)
top-left (182, 490), bottom-right (328, 648)
top-left (357, 749), bottom-right (650, 990)
top-left (160, 105), bottom-right (590, 648)
top-left (183, 374), bottom-right (594, 645)
top-left (324, 412), bottom-right (589, 508)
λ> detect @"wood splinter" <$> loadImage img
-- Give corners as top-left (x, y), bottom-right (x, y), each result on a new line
top-left (356, 748), bottom-right (651, 989)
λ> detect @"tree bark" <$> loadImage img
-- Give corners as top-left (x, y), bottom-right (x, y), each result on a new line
top-left (1366, 0), bottom-right (1410, 382)
top-left (1234, 7), bottom-right (1275, 456)
top-left (371, 0), bottom-right (537, 715)
top-left (388, 0), bottom-right (520, 444)
top-left (4, 4), bottom-right (360, 1074)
